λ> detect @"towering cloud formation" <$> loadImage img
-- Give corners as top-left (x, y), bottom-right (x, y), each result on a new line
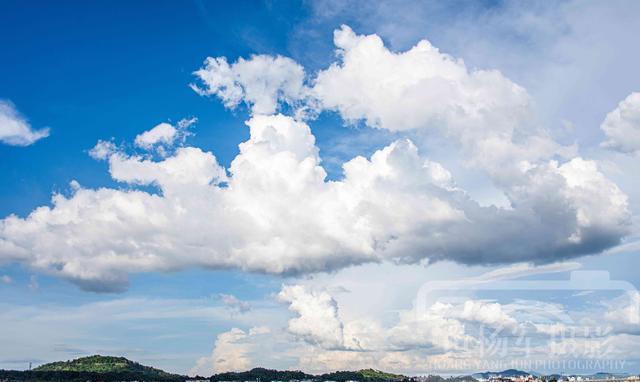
top-left (275, 284), bottom-right (474, 353)
top-left (191, 326), bottom-right (271, 375)
top-left (278, 285), bottom-right (345, 349)
top-left (0, 26), bottom-right (630, 291)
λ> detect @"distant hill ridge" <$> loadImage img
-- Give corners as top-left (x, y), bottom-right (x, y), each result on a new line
top-left (210, 366), bottom-right (407, 382)
top-left (15, 356), bottom-right (409, 382)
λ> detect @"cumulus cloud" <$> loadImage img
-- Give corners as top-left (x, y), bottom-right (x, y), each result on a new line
top-left (0, 114), bottom-right (630, 291)
top-left (192, 55), bottom-right (306, 115)
top-left (0, 275), bottom-right (12, 284)
top-left (459, 300), bottom-right (518, 328)
top-left (313, 25), bottom-right (529, 132)
top-left (276, 284), bottom-right (521, 354)
top-left (601, 92), bottom-right (640, 154)
top-left (278, 285), bottom-right (344, 349)
top-left (190, 326), bottom-right (271, 376)
top-left (274, 283), bottom-right (633, 373)
top-left (276, 284), bottom-right (463, 353)
top-left (0, 27), bottom-right (631, 292)
top-left (0, 100), bottom-right (49, 146)
top-left (386, 303), bottom-right (471, 352)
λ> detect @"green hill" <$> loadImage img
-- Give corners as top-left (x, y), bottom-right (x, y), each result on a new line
top-left (33, 355), bottom-right (179, 377)
top-left (358, 369), bottom-right (405, 380)
top-left (316, 369), bottom-right (407, 382)
top-left (210, 367), bottom-right (313, 382)
top-left (210, 367), bottom-right (408, 382)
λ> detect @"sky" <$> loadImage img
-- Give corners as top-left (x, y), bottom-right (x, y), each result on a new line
top-left (1, 0), bottom-right (640, 377)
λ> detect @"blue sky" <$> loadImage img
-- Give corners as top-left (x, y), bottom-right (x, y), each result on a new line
top-left (2, 0), bottom-right (640, 377)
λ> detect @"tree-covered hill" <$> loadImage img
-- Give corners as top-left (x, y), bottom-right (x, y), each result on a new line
top-left (210, 367), bottom-right (313, 382)
top-left (317, 369), bottom-right (407, 382)
top-left (210, 367), bottom-right (408, 382)
top-left (0, 355), bottom-right (185, 382)
top-left (33, 354), bottom-right (174, 376)
top-left (358, 369), bottom-right (405, 381)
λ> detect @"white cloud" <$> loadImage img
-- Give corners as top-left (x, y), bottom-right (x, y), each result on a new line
top-left (0, 275), bottom-right (12, 284)
top-left (0, 100), bottom-right (49, 146)
top-left (278, 285), bottom-right (344, 350)
top-left (190, 326), bottom-right (271, 375)
top-left (108, 146), bottom-right (228, 195)
top-left (313, 25), bottom-right (528, 131)
top-left (604, 291), bottom-right (640, 331)
top-left (386, 302), bottom-right (470, 352)
top-left (277, 283), bottom-right (468, 355)
top-left (459, 300), bottom-right (518, 328)
top-left (192, 55), bottom-right (306, 115)
top-left (601, 92), bottom-right (640, 154)
top-left (133, 118), bottom-right (195, 154)
top-left (89, 140), bottom-right (117, 160)
top-left (135, 123), bottom-right (178, 149)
